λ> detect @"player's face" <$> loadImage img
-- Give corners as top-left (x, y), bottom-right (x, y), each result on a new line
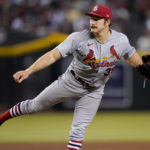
top-left (90, 16), bottom-right (110, 34)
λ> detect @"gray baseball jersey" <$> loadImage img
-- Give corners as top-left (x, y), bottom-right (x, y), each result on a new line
top-left (9, 29), bottom-right (136, 143)
top-left (57, 29), bottom-right (136, 88)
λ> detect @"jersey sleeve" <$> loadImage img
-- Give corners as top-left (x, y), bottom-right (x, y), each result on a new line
top-left (56, 32), bottom-right (80, 58)
top-left (121, 34), bottom-right (136, 60)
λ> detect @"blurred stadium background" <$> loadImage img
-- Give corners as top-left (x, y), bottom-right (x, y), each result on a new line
top-left (0, 0), bottom-right (150, 149)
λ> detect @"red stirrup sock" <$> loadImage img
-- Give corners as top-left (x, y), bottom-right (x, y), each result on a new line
top-left (0, 110), bottom-right (12, 126)
top-left (67, 140), bottom-right (82, 150)
top-left (0, 102), bottom-right (24, 126)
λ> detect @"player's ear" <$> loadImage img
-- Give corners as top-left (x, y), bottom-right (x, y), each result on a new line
top-left (106, 19), bottom-right (111, 26)
top-left (104, 18), bottom-right (111, 26)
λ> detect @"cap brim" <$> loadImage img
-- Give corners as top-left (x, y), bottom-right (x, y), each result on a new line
top-left (85, 12), bottom-right (103, 18)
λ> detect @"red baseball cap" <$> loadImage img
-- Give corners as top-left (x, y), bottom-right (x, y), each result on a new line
top-left (86, 4), bottom-right (112, 21)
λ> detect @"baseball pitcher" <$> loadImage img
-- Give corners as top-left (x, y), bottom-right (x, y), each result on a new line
top-left (0, 4), bottom-right (150, 150)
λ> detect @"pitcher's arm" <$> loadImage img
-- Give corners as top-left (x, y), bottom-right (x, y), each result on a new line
top-left (13, 48), bottom-right (62, 83)
top-left (127, 52), bottom-right (143, 67)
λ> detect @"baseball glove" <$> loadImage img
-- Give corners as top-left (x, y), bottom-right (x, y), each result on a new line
top-left (136, 55), bottom-right (150, 80)
top-left (142, 54), bottom-right (150, 63)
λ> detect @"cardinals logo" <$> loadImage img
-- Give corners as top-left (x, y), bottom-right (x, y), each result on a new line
top-left (110, 45), bottom-right (119, 60)
top-left (83, 49), bottom-right (95, 63)
top-left (83, 49), bottom-right (97, 69)
top-left (83, 46), bottom-right (119, 69)
top-left (93, 5), bottom-right (98, 12)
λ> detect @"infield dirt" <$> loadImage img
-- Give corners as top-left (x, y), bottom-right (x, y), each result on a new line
top-left (0, 142), bottom-right (150, 150)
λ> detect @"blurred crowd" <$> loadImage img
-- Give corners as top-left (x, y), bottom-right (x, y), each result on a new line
top-left (0, 0), bottom-right (150, 50)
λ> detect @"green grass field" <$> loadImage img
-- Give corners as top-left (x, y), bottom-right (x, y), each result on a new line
top-left (0, 111), bottom-right (150, 143)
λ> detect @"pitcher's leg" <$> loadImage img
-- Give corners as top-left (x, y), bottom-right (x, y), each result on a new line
top-left (67, 89), bottom-right (104, 150)
top-left (0, 78), bottom-right (77, 126)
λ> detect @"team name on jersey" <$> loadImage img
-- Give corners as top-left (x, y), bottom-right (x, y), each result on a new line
top-left (83, 45), bottom-right (120, 69)
top-left (85, 60), bottom-right (117, 69)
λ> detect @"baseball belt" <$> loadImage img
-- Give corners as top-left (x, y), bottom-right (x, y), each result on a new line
top-left (70, 70), bottom-right (92, 88)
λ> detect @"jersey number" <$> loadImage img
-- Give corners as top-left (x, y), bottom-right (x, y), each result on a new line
top-left (104, 68), bottom-right (114, 76)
